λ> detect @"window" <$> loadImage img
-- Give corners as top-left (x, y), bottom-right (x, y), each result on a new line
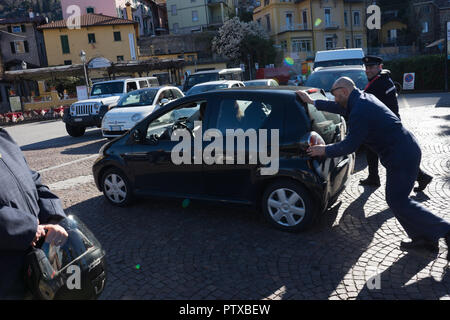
top-left (345, 38), bottom-right (350, 48)
top-left (216, 99), bottom-right (273, 133)
top-left (173, 23), bottom-right (179, 33)
top-left (9, 25), bottom-right (26, 33)
top-left (388, 29), bottom-right (397, 41)
top-left (422, 21), bottom-right (429, 33)
top-left (286, 12), bottom-right (293, 29)
top-left (60, 35), bottom-right (70, 54)
top-left (117, 56), bottom-right (124, 62)
top-left (126, 82), bottom-right (138, 92)
top-left (86, 7), bottom-right (94, 14)
top-left (171, 5), bottom-right (177, 15)
top-left (171, 89), bottom-right (184, 99)
top-left (354, 37), bottom-right (362, 48)
top-left (64, 60), bottom-right (72, 65)
top-left (265, 14), bottom-right (271, 31)
top-left (10, 41), bottom-right (28, 54)
top-left (302, 10), bottom-right (308, 29)
top-left (353, 11), bottom-right (360, 26)
top-left (281, 40), bottom-right (288, 52)
top-left (88, 33), bottom-right (96, 44)
top-left (139, 80), bottom-right (149, 88)
top-left (292, 38), bottom-right (312, 52)
top-left (257, 18), bottom-right (262, 26)
top-left (324, 8), bottom-right (331, 26)
top-left (325, 36), bottom-right (336, 50)
top-left (114, 31), bottom-right (122, 41)
top-left (344, 11), bottom-right (348, 27)
top-left (192, 10), bottom-right (198, 22)
top-left (264, 0), bottom-right (270, 5)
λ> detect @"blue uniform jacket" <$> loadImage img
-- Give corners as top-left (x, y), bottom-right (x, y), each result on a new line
top-left (315, 89), bottom-right (418, 167)
top-left (0, 128), bottom-right (66, 298)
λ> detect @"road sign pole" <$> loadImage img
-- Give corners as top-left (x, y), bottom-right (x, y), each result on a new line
top-left (446, 22), bottom-right (449, 91)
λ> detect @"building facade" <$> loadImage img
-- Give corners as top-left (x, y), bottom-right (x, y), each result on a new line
top-left (38, 13), bottom-right (139, 66)
top-left (166, 0), bottom-right (236, 34)
top-left (253, 0), bottom-right (367, 62)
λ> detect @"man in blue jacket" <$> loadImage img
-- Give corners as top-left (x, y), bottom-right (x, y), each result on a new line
top-left (0, 128), bottom-right (68, 299)
top-left (296, 77), bottom-right (450, 258)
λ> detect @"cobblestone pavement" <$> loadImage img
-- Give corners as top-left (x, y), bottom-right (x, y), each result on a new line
top-left (20, 105), bottom-right (450, 300)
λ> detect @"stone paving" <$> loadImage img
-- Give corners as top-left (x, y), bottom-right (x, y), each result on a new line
top-left (20, 105), bottom-right (450, 300)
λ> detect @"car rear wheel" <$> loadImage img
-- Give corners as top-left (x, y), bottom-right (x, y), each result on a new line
top-left (102, 168), bottom-right (133, 206)
top-left (66, 123), bottom-right (86, 137)
top-left (262, 180), bottom-right (315, 232)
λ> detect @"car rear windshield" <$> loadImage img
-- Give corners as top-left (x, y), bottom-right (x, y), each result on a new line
top-left (305, 69), bottom-right (368, 91)
top-left (187, 73), bottom-right (219, 87)
top-left (187, 83), bottom-right (228, 95)
top-left (117, 89), bottom-right (158, 107)
top-left (91, 82), bottom-right (124, 96)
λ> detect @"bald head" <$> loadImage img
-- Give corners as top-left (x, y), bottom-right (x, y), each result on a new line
top-left (333, 77), bottom-right (356, 90)
top-left (330, 77), bottom-right (356, 108)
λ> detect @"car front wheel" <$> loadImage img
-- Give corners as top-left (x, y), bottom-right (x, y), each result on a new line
top-left (66, 123), bottom-right (86, 137)
top-left (102, 168), bottom-right (133, 206)
top-left (262, 180), bottom-right (316, 232)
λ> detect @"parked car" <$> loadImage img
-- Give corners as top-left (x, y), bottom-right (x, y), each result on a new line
top-left (183, 68), bottom-right (244, 92)
top-left (244, 79), bottom-right (279, 87)
top-left (63, 77), bottom-right (159, 137)
top-left (93, 87), bottom-right (353, 232)
top-left (305, 65), bottom-right (368, 100)
top-left (185, 80), bottom-right (245, 96)
top-left (101, 86), bottom-right (184, 138)
top-left (313, 48), bottom-right (364, 70)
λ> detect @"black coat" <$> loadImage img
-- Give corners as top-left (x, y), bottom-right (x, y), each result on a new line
top-left (0, 128), bottom-right (66, 299)
top-left (364, 70), bottom-right (399, 117)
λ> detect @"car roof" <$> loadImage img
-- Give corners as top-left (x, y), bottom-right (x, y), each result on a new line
top-left (191, 68), bottom-right (243, 75)
top-left (94, 77), bottom-right (157, 85)
top-left (244, 79), bottom-right (273, 82)
top-left (191, 80), bottom-right (242, 87)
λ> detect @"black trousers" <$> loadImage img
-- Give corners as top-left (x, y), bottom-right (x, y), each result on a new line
top-left (366, 147), bottom-right (428, 182)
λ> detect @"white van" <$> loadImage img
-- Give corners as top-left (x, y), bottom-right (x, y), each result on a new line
top-left (183, 68), bottom-right (243, 92)
top-left (314, 48), bottom-right (365, 70)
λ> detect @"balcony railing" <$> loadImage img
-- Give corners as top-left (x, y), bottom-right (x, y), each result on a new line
top-left (323, 21), bottom-right (339, 30)
top-left (279, 23), bottom-right (310, 33)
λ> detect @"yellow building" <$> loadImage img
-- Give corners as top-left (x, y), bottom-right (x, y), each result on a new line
top-left (380, 19), bottom-right (407, 46)
top-left (38, 13), bottom-right (139, 66)
top-left (253, 0), bottom-right (367, 62)
top-left (166, 0), bottom-right (236, 34)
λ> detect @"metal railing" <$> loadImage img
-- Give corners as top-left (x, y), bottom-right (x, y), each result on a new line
top-left (279, 23), bottom-right (310, 33)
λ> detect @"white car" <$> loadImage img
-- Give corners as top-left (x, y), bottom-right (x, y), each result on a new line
top-left (244, 79), bottom-right (279, 87)
top-left (304, 65), bottom-right (368, 101)
top-left (101, 86), bottom-right (184, 138)
top-left (185, 80), bottom-right (245, 96)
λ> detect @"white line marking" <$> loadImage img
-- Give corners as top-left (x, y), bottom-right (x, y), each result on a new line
top-left (38, 154), bottom-right (98, 173)
top-left (48, 175), bottom-right (95, 191)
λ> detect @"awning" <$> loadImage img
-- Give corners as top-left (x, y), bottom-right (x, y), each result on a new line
top-left (426, 38), bottom-right (444, 48)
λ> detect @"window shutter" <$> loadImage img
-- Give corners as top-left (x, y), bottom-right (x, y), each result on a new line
top-left (24, 41), bottom-right (29, 53)
top-left (10, 42), bottom-right (16, 54)
top-left (21, 24), bottom-right (26, 32)
top-left (7, 26), bottom-right (12, 33)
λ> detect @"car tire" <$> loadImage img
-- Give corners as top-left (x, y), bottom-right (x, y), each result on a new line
top-left (262, 179), bottom-right (316, 232)
top-left (101, 168), bottom-right (133, 207)
top-left (66, 123), bottom-right (86, 137)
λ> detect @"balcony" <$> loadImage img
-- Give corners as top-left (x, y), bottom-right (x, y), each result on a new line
top-left (279, 23), bottom-right (310, 33)
top-left (324, 22), bottom-right (339, 30)
top-left (208, 0), bottom-right (227, 6)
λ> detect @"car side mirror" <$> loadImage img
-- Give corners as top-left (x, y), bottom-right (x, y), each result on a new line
top-left (160, 98), bottom-right (169, 105)
top-left (133, 129), bottom-right (143, 143)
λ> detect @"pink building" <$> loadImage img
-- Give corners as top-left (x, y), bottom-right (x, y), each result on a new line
top-left (61, 0), bottom-right (120, 19)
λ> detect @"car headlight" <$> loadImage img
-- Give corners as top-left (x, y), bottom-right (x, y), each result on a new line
top-left (131, 113), bottom-right (143, 122)
top-left (102, 115), bottom-right (109, 127)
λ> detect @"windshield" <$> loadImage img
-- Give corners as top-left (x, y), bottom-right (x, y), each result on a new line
top-left (305, 69), bottom-right (368, 91)
top-left (186, 83), bottom-right (228, 95)
top-left (117, 89), bottom-right (158, 107)
top-left (245, 81), bottom-right (266, 87)
top-left (187, 73), bottom-right (219, 88)
top-left (91, 82), bottom-right (124, 96)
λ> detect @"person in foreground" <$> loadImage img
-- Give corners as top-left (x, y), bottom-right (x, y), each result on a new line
top-left (0, 128), bottom-right (68, 299)
top-left (296, 77), bottom-right (450, 259)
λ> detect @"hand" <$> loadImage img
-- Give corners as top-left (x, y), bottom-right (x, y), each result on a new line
top-left (31, 224), bottom-right (46, 247)
top-left (307, 145), bottom-right (326, 157)
top-left (296, 90), bottom-right (314, 105)
top-left (42, 224), bottom-right (68, 247)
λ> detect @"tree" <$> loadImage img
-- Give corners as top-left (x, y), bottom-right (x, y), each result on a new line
top-left (212, 17), bottom-right (278, 66)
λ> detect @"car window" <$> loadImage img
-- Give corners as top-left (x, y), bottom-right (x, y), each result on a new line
top-left (127, 81), bottom-right (138, 93)
top-left (171, 89), bottom-right (183, 99)
top-left (118, 89), bottom-right (158, 107)
top-left (139, 80), bottom-right (149, 88)
top-left (149, 78), bottom-right (159, 86)
top-left (91, 81), bottom-right (124, 96)
top-left (216, 99), bottom-right (273, 133)
top-left (306, 93), bottom-right (340, 143)
top-left (305, 69), bottom-right (368, 91)
top-left (146, 101), bottom-right (204, 141)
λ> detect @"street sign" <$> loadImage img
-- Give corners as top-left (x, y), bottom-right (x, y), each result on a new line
top-left (9, 96), bottom-right (22, 112)
top-left (403, 73), bottom-right (415, 90)
top-left (76, 86), bottom-right (88, 100)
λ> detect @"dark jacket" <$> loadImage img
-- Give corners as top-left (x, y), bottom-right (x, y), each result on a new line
top-left (315, 89), bottom-right (418, 167)
top-left (364, 69), bottom-right (399, 117)
top-left (0, 128), bottom-right (66, 299)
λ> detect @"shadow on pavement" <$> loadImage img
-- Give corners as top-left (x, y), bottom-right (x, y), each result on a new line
top-left (20, 129), bottom-right (104, 151)
top-left (61, 140), bottom-right (107, 155)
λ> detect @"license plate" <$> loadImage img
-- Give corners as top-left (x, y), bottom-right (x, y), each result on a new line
top-left (74, 118), bottom-right (83, 122)
top-left (110, 125), bottom-right (122, 131)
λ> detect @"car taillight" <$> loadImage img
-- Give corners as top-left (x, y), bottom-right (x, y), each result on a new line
top-left (308, 131), bottom-right (325, 146)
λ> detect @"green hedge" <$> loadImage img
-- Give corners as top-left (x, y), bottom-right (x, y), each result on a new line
top-left (384, 55), bottom-right (448, 91)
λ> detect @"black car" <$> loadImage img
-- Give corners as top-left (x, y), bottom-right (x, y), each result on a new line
top-left (92, 87), bottom-right (354, 231)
